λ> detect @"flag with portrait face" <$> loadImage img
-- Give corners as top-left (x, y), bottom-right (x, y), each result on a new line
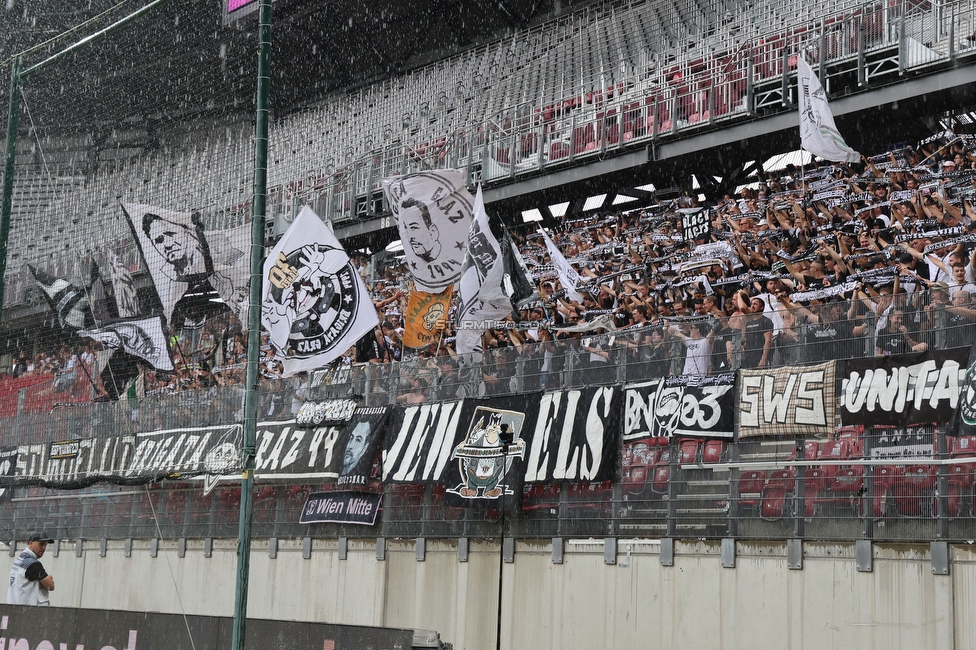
top-left (383, 169), bottom-right (474, 293)
top-left (122, 203), bottom-right (214, 322)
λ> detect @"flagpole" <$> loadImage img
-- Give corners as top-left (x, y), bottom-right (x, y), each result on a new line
top-left (232, 0), bottom-right (272, 648)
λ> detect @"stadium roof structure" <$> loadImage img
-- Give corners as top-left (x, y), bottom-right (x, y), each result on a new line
top-left (0, 0), bottom-right (594, 131)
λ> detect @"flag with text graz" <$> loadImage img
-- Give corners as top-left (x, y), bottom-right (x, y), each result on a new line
top-left (383, 169), bottom-right (474, 293)
top-left (261, 206), bottom-right (378, 377)
top-left (403, 286), bottom-right (453, 349)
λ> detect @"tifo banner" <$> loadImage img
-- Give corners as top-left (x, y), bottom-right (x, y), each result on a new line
top-left (382, 396), bottom-right (539, 487)
top-left (7, 425), bottom-right (242, 489)
top-left (403, 286), bottom-right (452, 349)
top-left (382, 169), bottom-right (474, 293)
top-left (738, 361), bottom-right (836, 438)
top-left (523, 386), bottom-right (620, 482)
top-left (842, 348), bottom-right (969, 426)
top-left (623, 374), bottom-right (735, 441)
top-left (299, 490), bottom-right (382, 525)
top-left (251, 407), bottom-right (390, 483)
top-left (261, 206), bottom-right (378, 376)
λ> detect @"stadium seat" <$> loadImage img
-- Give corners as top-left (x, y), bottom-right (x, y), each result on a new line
top-left (651, 465), bottom-right (671, 494)
top-left (702, 440), bottom-right (724, 464)
top-left (521, 482), bottom-right (560, 511)
top-left (737, 470), bottom-right (767, 510)
top-left (679, 439), bottom-right (701, 465)
top-left (760, 483), bottom-right (789, 521)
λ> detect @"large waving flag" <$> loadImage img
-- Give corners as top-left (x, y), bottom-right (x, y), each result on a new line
top-left (122, 203), bottom-right (213, 322)
top-left (205, 222), bottom-right (251, 323)
top-left (797, 56), bottom-right (860, 163)
top-left (79, 315), bottom-right (174, 372)
top-left (383, 169), bottom-right (474, 293)
top-left (107, 251), bottom-right (140, 318)
top-left (539, 228), bottom-right (585, 303)
top-left (261, 206), bottom-right (378, 377)
top-left (456, 185), bottom-right (514, 330)
top-left (28, 265), bottom-right (93, 330)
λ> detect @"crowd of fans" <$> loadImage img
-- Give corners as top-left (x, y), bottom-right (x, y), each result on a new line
top-left (4, 131), bottom-right (976, 410)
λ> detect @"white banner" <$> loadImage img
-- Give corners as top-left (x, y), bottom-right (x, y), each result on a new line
top-left (383, 169), bottom-right (474, 293)
top-left (539, 227), bottom-right (584, 303)
top-left (107, 251), bottom-right (140, 318)
top-left (456, 185), bottom-right (513, 329)
top-left (205, 222), bottom-right (251, 323)
top-left (261, 206), bottom-right (378, 377)
top-left (797, 57), bottom-right (859, 163)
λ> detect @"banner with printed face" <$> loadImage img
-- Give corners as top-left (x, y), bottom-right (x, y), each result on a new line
top-left (738, 362), bottom-right (836, 438)
top-left (403, 286), bottom-right (453, 349)
top-left (841, 348), bottom-right (969, 426)
top-left (623, 374), bottom-right (736, 441)
top-left (383, 169), bottom-right (474, 293)
top-left (248, 407), bottom-right (390, 485)
top-left (523, 386), bottom-right (621, 483)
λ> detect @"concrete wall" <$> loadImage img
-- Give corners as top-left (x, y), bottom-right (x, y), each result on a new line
top-left (24, 537), bottom-right (971, 649)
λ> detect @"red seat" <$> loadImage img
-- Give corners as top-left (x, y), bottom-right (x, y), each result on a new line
top-left (651, 465), bottom-right (670, 494)
top-left (760, 484), bottom-right (789, 521)
top-left (738, 470), bottom-right (767, 508)
top-left (622, 465), bottom-right (649, 495)
top-left (952, 435), bottom-right (976, 457)
top-left (702, 440), bottom-right (724, 464)
top-left (679, 439), bottom-right (700, 465)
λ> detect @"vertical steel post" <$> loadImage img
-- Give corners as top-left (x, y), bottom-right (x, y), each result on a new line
top-left (0, 57), bottom-right (22, 321)
top-left (232, 0), bottom-right (272, 648)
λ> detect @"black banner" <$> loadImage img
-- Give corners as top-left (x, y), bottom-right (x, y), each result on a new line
top-left (682, 209), bottom-right (709, 241)
top-left (842, 348), bottom-right (969, 426)
top-left (383, 400), bottom-right (465, 483)
top-left (0, 448), bottom-right (16, 501)
top-left (622, 374), bottom-right (736, 440)
top-left (9, 425), bottom-right (242, 489)
top-left (441, 396), bottom-right (537, 505)
top-left (253, 407), bottom-right (390, 483)
top-left (948, 344), bottom-right (976, 439)
top-left (300, 490), bottom-right (382, 525)
top-left (523, 386), bottom-right (621, 482)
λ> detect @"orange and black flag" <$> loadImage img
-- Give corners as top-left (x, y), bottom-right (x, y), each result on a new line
top-left (403, 286), bottom-right (453, 349)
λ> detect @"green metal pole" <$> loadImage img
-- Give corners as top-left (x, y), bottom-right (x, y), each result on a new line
top-left (0, 57), bottom-right (22, 321)
top-left (232, 0), bottom-right (272, 647)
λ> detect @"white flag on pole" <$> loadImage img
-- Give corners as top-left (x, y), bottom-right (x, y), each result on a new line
top-left (261, 206), bottom-right (378, 377)
top-left (455, 185), bottom-right (513, 343)
top-left (539, 228), bottom-right (585, 303)
top-left (797, 56), bottom-right (860, 163)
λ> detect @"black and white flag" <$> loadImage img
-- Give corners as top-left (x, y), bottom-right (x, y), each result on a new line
top-left (383, 400), bottom-right (464, 483)
top-left (261, 206), bottom-right (378, 377)
top-left (539, 227), bottom-right (584, 303)
top-left (28, 265), bottom-right (93, 330)
top-left (107, 250), bottom-right (140, 318)
top-left (623, 374), bottom-right (736, 441)
top-left (122, 203), bottom-right (213, 322)
top-left (383, 169), bottom-right (474, 293)
top-left (455, 186), bottom-right (514, 351)
top-left (206, 222), bottom-right (251, 323)
top-left (79, 315), bottom-right (174, 371)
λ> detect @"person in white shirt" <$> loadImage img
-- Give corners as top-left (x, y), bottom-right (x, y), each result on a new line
top-left (670, 322), bottom-right (712, 377)
top-left (7, 532), bottom-right (55, 606)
